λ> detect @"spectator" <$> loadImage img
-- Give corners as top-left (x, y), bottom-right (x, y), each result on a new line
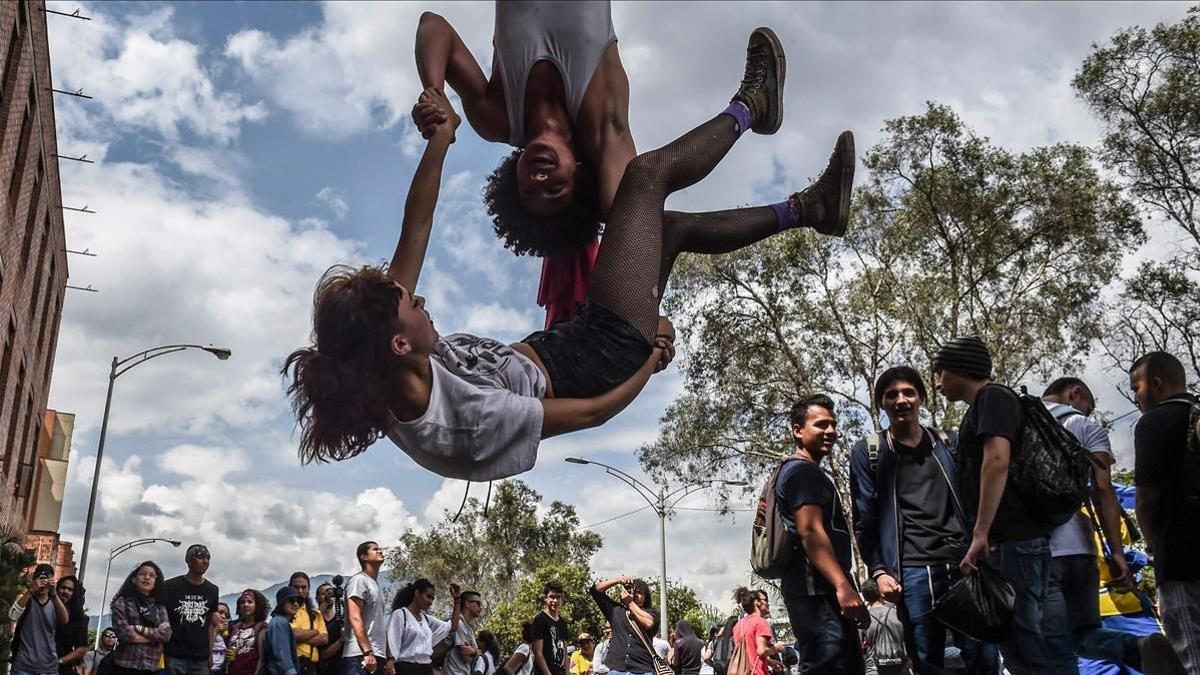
top-left (592, 623), bottom-right (611, 675)
top-left (342, 542), bottom-right (388, 675)
top-left (54, 575), bottom-right (89, 675)
top-left (83, 629), bottom-right (119, 675)
top-left (590, 577), bottom-right (659, 675)
top-left (289, 573), bottom-right (328, 675)
top-left (1130, 351), bottom-right (1200, 671)
top-left (8, 563), bottom-right (69, 675)
top-left (532, 582), bottom-right (570, 675)
top-left (210, 603), bottom-right (230, 675)
top-left (860, 581), bottom-right (906, 675)
top-left (444, 590), bottom-right (484, 675)
top-left (263, 586), bottom-right (305, 675)
top-left (227, 590), bottom-right (269, 675)
top-left (668, 622), bottom-right (702, 675)
top-left (315, 584), bottom-right (344, 675)
top-left (1040, 376), bottom-right (1184, 671)
top-left (698, 627), bottom-right (717, 675)
top-left (109, 561), bottom-right (173, 675)
top-left (731, 588), bottom-right (784, 675)
top-left (476, 631), bottom-right (501, 675)
top-left (385, 579), bottom-right (462, 675)
top-left (850, 366), bottom-right (998, 674)
top-left (502, 622), bottom-right (538, 675)
top-left (934, 335), bottom-right (1068, 672)
top-left (164, 545), bottom-right (220, 675)
top-left (569, 634), bottom-right (594, 675)
top-left (776, 394), bottom-right (867, 674)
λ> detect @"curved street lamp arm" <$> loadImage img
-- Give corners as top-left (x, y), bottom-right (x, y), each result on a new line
top-left (109, 537), bottom-right (170, 558)
top-left (114, 345), bottom-right (202, 378)
top-left (581, 458), bottom-right (659, 502)
top-left (603, 468), bottom-right (658, 509)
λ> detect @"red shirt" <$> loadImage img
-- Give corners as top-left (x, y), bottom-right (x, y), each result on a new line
top-left (733, 615), bottom-right (772, 675)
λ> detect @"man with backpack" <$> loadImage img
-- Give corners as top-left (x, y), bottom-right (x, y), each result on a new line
top-left (1130, 351), bottom-right (1200, 672)
top-left (773, 394), bottom-right (868, 673)
top-left (849, 366), bottom-right (998, 674)
top-left (860, 581), bottom-right (907, 675)
top-left (1040, 377), bottom-right (1183, 672)
top-left (933, 335), bottom-right (1072, 673)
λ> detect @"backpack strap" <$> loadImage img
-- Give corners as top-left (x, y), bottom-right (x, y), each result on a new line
top-left (867, 432), bottom-right (883, 473)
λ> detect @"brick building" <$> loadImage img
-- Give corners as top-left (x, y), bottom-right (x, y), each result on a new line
top-left (0, 0), bottom-right (69, 534)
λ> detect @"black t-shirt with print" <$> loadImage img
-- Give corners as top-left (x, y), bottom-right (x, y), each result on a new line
top-left (956, 384), bottom-right (1052, 543)
top-left (1134, 394), bottom-right (1200, 582)
top-left (775, 458), bottom-right (853, 596)
top-left (532, 611), bottom-right (568, 675)
top-left (894, 433), bottom-right (964, 565)
top-left (163, 576), bottom-right (220, 660)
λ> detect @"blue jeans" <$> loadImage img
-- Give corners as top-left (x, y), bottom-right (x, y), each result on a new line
top-left (14, 669), bottom-right (58, 675)
top-left (1042, 555), bottom-right (1141, 668)
top-left (167, 658), bottom-right (212, 675)
top-left (340, 657), bottom-right (370, 675)
top-left (899, 563), bottom-right (999, 674)
top-left (989, 536), bottom-right (1077, 675)
top-left (781, 592), bottom-right (865, 674)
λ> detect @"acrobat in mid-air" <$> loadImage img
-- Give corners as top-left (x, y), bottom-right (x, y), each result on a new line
top-left (284, 26), bottom-right (855, 481)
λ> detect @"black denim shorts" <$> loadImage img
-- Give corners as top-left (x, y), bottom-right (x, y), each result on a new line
top-left (523, 301), bottom-right (653, 399)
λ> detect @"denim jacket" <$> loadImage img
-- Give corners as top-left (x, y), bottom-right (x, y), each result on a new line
top-left (263, 615), bottom-right (298, 675)
top-left (849, 427), bottom-right (967, 578)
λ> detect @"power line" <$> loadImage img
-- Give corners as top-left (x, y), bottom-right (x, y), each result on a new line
top-left (579, 504), bottom-right (652, 530)
top-left (673, 507), bottom-right (754, 512)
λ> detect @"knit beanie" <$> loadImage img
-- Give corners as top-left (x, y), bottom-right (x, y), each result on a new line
top-left (933, 335), bottom-right (992, 381)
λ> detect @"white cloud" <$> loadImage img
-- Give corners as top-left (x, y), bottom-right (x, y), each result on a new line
top-left (48, 1), bottom-right (266, 144)
top-left (316, 187), bottom-right (350, 221)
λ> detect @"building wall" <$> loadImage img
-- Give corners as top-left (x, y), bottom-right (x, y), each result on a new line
top-left (0, 0), bottom-right (69, 527)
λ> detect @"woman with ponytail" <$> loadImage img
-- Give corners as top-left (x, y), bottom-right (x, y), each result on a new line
top-left (385, 580), bottom-right (462, 675)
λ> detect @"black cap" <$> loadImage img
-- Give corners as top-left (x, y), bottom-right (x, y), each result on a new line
top-left (33, 563), bottom-right (55, 579)
top-left (933, 335), bottom-right (993, 381)
top-left (276, 586), bottom-right (303, 604)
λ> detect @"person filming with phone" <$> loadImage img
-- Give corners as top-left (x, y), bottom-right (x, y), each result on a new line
top-left (590, 577), bottom-right (659, 675)
top-left (8, 564), bottom-right (70, 675)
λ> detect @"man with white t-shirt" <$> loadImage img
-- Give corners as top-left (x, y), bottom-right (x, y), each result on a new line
top-left (1040, 377), bottom-right (1180, 671)
top-left (342, 542), bottom-right (388, 675)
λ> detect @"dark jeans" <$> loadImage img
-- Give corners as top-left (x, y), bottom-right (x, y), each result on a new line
top-left (166, 658), bottom-right (211, 675)
top-left (899, 564), bottom-right (999, 674)
top-left (340, 657), bottom-right (369, 675)
top-left (1042, 555), bottom-right (1140, 668)
top-left (989, 537), bottom-right (1077, 675)
top-left (781, 592), bottom-right (865, 674)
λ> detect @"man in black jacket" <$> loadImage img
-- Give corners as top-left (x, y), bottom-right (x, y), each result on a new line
top-left (590, 577), bottom-right (659, 675)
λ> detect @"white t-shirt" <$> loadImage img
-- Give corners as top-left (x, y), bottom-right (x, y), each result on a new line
top-left (1045, 402), bottom-right (1113, 557)
top-left (387, 607), bottom-right (454, 664)
top-left (513, 644), bottom-right (534, 675)
top-left (387, 334), bottom-right (547, 481)
top-left (343, 572), bottom-right (387, 658)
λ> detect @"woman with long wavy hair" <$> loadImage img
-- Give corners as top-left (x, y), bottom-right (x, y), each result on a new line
top-left (284, 32), bottom-right (853, 482)
top-left (54, 575), bottom-right (90, 675)
top-left (227, 590), bottom-right (269, 675)
top-left (110, 561), bottom-right (172, 675)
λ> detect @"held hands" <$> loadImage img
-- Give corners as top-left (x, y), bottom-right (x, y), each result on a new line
top-left (412, 87), bottom-right (461, 141)
top-left (874, 573), bottom-right (902, 602)
top-left (653, 316), bottom-right (676, 373)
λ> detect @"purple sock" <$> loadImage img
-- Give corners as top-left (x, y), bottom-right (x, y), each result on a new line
top-left (771, 195), bottom-right (800, 231)
top-left (722, 100), bottom-right (752, 137)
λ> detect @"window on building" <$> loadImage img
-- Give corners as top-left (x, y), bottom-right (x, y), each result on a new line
top-left (36, 258), bottom-right (53, 349)
top-left (29, 223), bottom-right (47, 321)
top-left (0, 24), bottom-right (18, 114)
top-left (20, 158), bottom-right (42, 267)
top-left (41, 294), bottom-right (59, 385)
top-left (8, 105), bottom-right (31, 210)
top-left (5, 364), bottom-right (26, 473)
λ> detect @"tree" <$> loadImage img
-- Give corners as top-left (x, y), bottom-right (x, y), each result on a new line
top-left (638, 103), bottom-right (1142, 515)
top-left (483, 563), bottom-right (604, 654)
top-left (1, 496), bottom-right (35, 675)
top-left (647, 578), bottom-right (706, 633)
top-left (386, 480), bottom-right (602, 618)
top-left (1074, 6), bottom-right (1200, 389)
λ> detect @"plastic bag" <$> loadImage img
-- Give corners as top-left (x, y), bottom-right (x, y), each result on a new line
top-left (930, 564), bottom-right (1015, 643)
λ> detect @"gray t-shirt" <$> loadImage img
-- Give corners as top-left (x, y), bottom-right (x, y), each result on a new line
top-left (14, 598), bottom-right (60, 672)
top-left (1045, 402), bottom-right (1113, 557)
top-left (341, 572), bottom-right (386, 658)
top-left (442, 621), bottom-right (477, 675)
top-left (84, 649), bottom-right (113, 672)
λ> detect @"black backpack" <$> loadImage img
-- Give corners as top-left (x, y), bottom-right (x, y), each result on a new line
top-left (1000, 384), bottom-right (1103, 527)
top-left (709, 615), bottom-right (739, 675)
top-left (865, 606), bottom-right (907, 668)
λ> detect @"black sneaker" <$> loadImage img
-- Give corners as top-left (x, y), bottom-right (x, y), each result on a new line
top-left (1138, 633), bottom-right (1186, 675)
top-left (732, 27), bottom-right (785, 135)
top-left (790, 131), bottom-right (855, 237)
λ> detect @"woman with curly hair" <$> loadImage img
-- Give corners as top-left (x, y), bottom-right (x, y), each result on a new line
top-left (227, 590), bottom-right (270, 675)
top-left (110, 561), bottom-right (172, 675)
top-left (285, 30), bottom-right (854, 481)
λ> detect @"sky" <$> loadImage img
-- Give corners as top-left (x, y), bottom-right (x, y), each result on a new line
top-left (42, 0), bottom-right (1193, 615)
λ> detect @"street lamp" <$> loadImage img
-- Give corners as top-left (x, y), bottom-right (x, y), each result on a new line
top-left (92, 538), bottom-right (181, 653)
top-left (565, 457), bottom-right (746, 638)
top-left (78, 344), bottom-right (231, 581)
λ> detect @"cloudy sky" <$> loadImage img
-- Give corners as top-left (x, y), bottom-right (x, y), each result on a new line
top-left (44, 0), bottom-right (1191, 614)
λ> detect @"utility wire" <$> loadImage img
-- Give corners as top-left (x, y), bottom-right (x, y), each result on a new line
top-left (579, 504), bottom-right (652, 530)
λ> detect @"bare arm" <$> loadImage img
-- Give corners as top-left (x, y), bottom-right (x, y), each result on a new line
top-left (347, 598), bottom-right (370, 655)
top-left (973, 437), bottom-right (1011, 541)
top-left (1089, 452), bottom-right (1132, 589)
top-left (504, 651), bottom-right (528, 675)
top-left (62, 646), bottom-right (89, 665)
top-left (388, 95), bottom-right (457, 292)
top-left (793, 505), bottom-right (854, 592)
top-left (531, 639), bottom-right (553, 675)
top-left (52, 591), bottom-right (69, 625)
top-left (414, 12), bottom-right (508, 142)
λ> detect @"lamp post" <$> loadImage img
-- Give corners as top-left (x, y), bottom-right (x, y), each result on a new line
top-left (93, 538), bottom-right (181, 654)
top-left (565, 457), bottom-right (746, 638)
top-left (78, 344), bottom-right (231, 582)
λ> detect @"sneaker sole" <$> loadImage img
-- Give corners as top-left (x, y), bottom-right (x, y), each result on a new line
top-left (830, 130), bottom-right (855, 236)
top-left (752, 26), bottom-right (785, 135)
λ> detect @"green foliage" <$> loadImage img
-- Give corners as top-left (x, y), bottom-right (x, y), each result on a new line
top-left (482, 563), bottom-right (604, 654)
top-left (386, 480), bottom-right (602, 621)
top-left (1074, 6), bottom-right (1200, 388)
top-left (647, 578), bottom-right (705, 633)
top-left (640, 103), bottom-right (1142, 518)
top-left (1, 501), bottom-right (35, 675)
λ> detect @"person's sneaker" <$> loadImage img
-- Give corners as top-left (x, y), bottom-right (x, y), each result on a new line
top-left (1138, 633), bottom-right (1186, 675)
top-left (732, 27), bottom-right (785, 135)
top-left (790, 131), bottom-right (855, 236)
